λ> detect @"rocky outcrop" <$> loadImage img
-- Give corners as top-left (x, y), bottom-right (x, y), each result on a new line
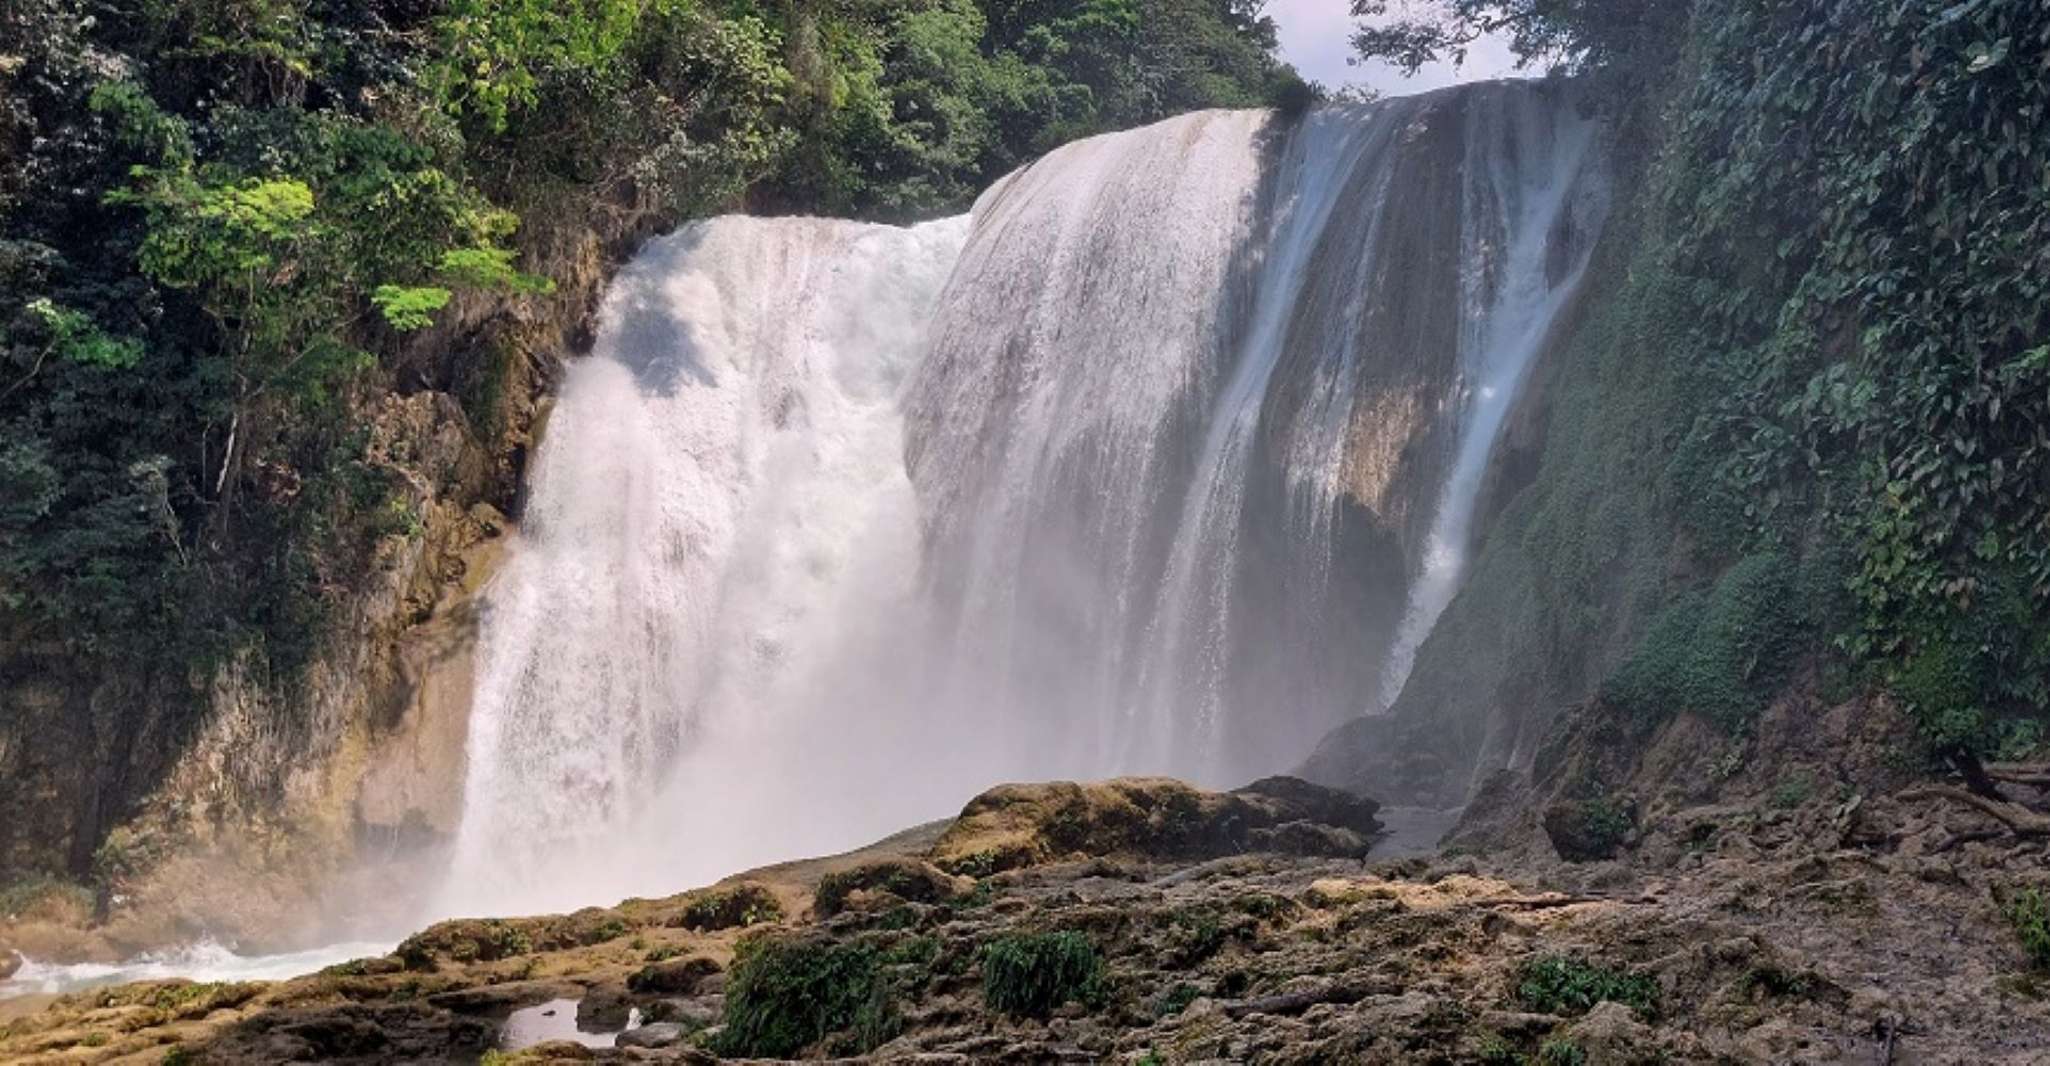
top-left (928, 777), bottom-right (1384, 876)
top-left (6, 768), bottom-right (2049, 1063)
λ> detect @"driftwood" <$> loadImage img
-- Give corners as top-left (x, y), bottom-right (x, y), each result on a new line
top-left (1984, 762), bottom-right (2050, 789)
top-left (1900, 786), bottom-right (2050, 838)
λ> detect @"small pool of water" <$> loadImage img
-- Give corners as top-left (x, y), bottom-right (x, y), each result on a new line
top-left (499, 999), bottom-right (641, 1050)
top-left (0, 940), bottom-right (391, 1000)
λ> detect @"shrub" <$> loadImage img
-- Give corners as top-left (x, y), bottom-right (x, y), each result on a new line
top-left (1516, 955), bottom-right (1659, 1017)
top-left (2006, 888), bottom-right (2050, 970)
top-left (1152, 982), bottom-right (1200, 1018)
top-left (1536, 1038), bottom-right (1588, 1066)
top-left (716, 936), bottom-right (894, 1058)
top-left (677, 883), bottom-right (782, 931)
top-left (981, 931), bottom-right (1107, 1018)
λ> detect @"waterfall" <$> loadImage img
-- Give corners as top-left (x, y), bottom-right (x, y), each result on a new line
top-left (442, 82), bottom-right (1607, 917)
top-left (441, 217), bottom-right (969, 916)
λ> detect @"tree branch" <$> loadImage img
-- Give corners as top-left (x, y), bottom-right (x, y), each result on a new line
top-left (1900, 786), bottom-right (2050, 838)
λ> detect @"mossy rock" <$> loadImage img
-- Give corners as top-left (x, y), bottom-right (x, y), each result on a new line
top-left (1541, 795), bottom-right (1636, 862)
top-left (396, 907), bottom-right (635, 970)
top-left (814, 859), bottom-right (971, 919)
top-left (627, 955), bottom-right (722, 995)
top-left (672, 882), bottom-right (783, 931)
top-left (928, 776), bottom-right (1382, 873)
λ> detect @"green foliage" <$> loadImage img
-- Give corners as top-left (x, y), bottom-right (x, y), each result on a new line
top-left (1602, 554), bottom-right (1803, 730)
top-left (429, 0), bottom-right (657, 133)
top-left (716, 936), bottom-right (895, 1058)
top-left (1576, 793), bottom-right (1633, 855)
top-left (370, 286), bottom-right (452, 332)
top-left (0, 876), bottom-right (95, 919)
top-left (678, 883), bottom-right (783, 931)
top-left (1769, 772), bottom-right (1815, 810)
top-left (24, 299), bottom-right (144, 370)
top-left (981, 931), bottom-right (1107, 1018)
top-left (1515, 955), bottom-right (1658, 1017)
top-left (1153, 982), bottom-right (1201, 1017)
top-left (2007, 888), bottom-right (2050, 971)
top-left (1350, 0), bottom-right (1688, 81)
top-left (1660, 0), bottom-right (2050, 751)
top-left (1535, 1039), bottom-right (1588, 1066)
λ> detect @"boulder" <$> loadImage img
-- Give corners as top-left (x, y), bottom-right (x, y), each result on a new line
top-left (628, 955), bottom-right (721, 995)
top-left (1542, 796), bottom-right (1636, 862)
top-left (814, 858), bottom-right (973, 917)
top-left (616, 1021), bottom-right (687, 1049)
top-left (928, 776), bottom-right (1383, 874)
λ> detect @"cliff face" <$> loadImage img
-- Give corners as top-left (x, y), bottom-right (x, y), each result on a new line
top-left (0, 199), bottom-right (657, 953)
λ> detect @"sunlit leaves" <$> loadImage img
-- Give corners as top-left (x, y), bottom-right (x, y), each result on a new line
top-left (370, 285), bottom-right (452, 331)
top-left (25, 299), bottom-right (144, 369)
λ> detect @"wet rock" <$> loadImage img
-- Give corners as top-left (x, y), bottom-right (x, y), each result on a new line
top-left (0, 949), bottom-right (20, 981)
top-left (646, 995), bottom-right (721, 1027)
top-left (616, 1021), bottom-right (686, 1048)
top-left (427, 979), bottom-right (581, 1013)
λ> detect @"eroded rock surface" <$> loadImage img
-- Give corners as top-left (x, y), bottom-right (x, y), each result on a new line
top-left (2, 774), bottom-right (2046, 1064)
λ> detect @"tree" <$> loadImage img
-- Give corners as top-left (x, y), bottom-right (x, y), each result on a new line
top-left (1349, 0), bottom-right (1686, 78)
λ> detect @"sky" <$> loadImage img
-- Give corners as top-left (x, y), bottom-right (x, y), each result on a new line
top-left (1265, 0), bottom-right (1523, 97)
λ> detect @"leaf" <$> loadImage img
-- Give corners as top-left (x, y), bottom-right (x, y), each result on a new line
top-left (371, 285), bottom-right (453, 331)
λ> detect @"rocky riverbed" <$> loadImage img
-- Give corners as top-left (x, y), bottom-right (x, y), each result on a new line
top-left (3, 739), bottom-right (2048, 1064)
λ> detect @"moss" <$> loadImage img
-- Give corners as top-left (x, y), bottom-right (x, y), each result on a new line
top-left (1602, 553), bottom-right (1801, 730)
top-left (1232, 892), bottom-right (1297, 922)
top-left (980, 931), bottom-right (1107, 1018)
top-left (1769, 772), bottom-right (1814, 810)
top-left (1515, 955), bottom-right (1659, 1018)
top-left (0, 876), bottom-right (94, 921)
top-left (936, 848), bottom-right (1003, 878)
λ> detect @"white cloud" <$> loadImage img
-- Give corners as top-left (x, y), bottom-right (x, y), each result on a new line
top-left (1265, 0), bottom-right (1523, 97)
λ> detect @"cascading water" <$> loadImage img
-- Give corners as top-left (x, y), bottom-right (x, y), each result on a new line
top-left (441, 217), bottom-right (969, 916)
top-left (441, 81), bottom-right (1608, 918)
